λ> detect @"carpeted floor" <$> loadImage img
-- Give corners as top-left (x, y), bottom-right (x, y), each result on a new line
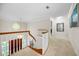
top-left (11, 38), bottom-right (76, 56)
top-left (44, 38), bottom-right (76, 56)
top-left (11, 47), bottom-right (41, 56)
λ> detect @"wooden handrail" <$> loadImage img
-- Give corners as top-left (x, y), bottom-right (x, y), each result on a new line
top-left (0, 31), bottom-right (30, 35)
top-left (28, 31), bottom-right (36, 42)
top-left (0, 31), bottom-right (36, 42)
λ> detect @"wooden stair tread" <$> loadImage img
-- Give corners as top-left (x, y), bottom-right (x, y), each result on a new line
top-left (29, 46), bottom-right (42, 55)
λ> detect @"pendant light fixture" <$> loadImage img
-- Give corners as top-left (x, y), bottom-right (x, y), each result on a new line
top-left (12, 17), bottom-right (21, 31)
top-left (12, 22), bottom-right (20, 30)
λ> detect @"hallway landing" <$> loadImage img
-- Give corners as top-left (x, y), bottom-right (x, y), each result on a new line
top-left (11, 38), bottom-right (76, 56)
top-left (44, 38), bottom-right (76, 56)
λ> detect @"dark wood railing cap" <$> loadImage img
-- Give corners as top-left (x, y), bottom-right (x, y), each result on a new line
top-left (0, 31), bottom-right (30, 35)
top-left (0, 30), bottom-right (36, 42)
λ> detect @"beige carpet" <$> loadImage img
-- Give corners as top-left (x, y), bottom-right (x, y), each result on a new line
top-left (44, 38), bottom-right (76, 56)
top-left (11, 38), bottom-right (76, 56)
top-left (11, 47), bottom-right (41, 56)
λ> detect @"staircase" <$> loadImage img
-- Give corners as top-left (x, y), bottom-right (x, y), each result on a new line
top-left (29, 36), bottom-right (42, 55)
top-left (30, 31), bottom-right (48, 55)
top-left (0, 31), bottom-right (37, 56)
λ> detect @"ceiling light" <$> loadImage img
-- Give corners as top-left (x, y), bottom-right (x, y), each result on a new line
top-left (12, 22), bottom-right (20, 30)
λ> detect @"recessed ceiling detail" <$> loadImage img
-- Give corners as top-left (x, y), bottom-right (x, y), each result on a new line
top-left (46, 6), bottom-right (50, 9)
top-left (0, 3), bottom-right (72, 23)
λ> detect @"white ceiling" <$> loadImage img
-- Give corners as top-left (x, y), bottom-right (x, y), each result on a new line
top-left (0, 3), bottom-right (72, 23)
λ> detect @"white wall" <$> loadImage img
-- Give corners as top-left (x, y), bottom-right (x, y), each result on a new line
top-left (27, 19), bottom-right (50, 49)
top-left (51, 16), bottom-right (69, 40)
top-left (0, 19), bottom-right (27, 32)
top-left (42, 33), bottom-right (48, 54)
top-left (67, 3), bottom-right (79, 55)
top-left (27, 19), bottom-right (50, 39)
top-left (0, 36), bottom-right (1, 56)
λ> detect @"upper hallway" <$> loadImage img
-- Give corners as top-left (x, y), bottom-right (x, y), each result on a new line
top-left (0, 3), bottom-right (79, 56)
